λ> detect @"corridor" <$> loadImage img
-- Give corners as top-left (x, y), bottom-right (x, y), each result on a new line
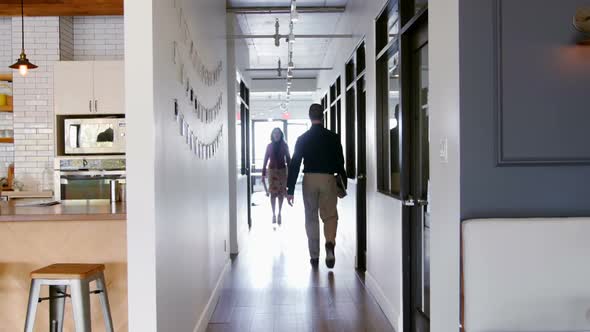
top-left (206, 193), bottom-right (395, 332)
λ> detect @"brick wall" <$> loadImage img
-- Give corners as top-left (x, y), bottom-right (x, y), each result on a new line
top-left (0, 18), bottom-right (14, 179)
top-left (73, 16), bottom-right (124, 60)
top-left (2, 15), bottom-right (124, 192)
top-left (12, 17), bottom-right (59, 192)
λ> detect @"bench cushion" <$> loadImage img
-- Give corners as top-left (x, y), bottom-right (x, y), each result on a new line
top-left (463, 218), bottom-right (590, 331)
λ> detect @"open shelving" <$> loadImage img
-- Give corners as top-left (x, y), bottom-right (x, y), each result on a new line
top-left (0, 73), bottom-right (13, 113)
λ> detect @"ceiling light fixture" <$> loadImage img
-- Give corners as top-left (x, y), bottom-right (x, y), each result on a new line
top-left (277, 58), bottom-right (282, 77)
top-left (291, 0), bottom-right (299, 22)
top-left (10, 0), bottom-right (37, 76)
top-left (288, 22), bottom-right (296, 43)
top-left (287, 68), bottom-right (293, 78)
top-left (274, 18), bottom-right (281, 47)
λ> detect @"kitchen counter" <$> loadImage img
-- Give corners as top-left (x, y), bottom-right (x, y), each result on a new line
top-left (0, 200), bottom-right (126, 222)
top-left (0, 200), bottom-right (128, 330)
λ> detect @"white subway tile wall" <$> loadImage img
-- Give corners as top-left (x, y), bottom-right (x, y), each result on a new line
top-left (12, 17), bottom-right (59, 192)
top-left (0, 18), bottom-right (14, 178)
top-left (3, 15), bottom-right (124, 191)
top-left (73, 16), bottom-right (124, 60)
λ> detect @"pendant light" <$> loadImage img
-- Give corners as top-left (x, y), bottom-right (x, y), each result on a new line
top-left (9, 0), bottom-right (37, 76)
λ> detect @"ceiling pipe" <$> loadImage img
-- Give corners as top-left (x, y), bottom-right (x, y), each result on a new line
top-left (227, 6), bottom-right (345, 14)
top-left (230, 34), bottom-right (354, 39)
top-left (245, 67), bottom-right (333, 71)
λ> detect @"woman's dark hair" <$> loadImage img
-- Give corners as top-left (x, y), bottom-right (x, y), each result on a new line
top-left (270, 128), bottom-right (285, 161)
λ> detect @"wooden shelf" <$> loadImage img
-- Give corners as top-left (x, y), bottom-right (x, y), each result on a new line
top-left (0, 73), bottom-right (13, 82)
top-left (0, 105), bottom-right (13, 112)
top-left (0, 95), bottom-right (13, 112)
top-left (0, 137), bottom-right (14, 144)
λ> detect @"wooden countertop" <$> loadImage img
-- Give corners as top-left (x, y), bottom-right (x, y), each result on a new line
top-left (0, 200), bottom-right (126, 222)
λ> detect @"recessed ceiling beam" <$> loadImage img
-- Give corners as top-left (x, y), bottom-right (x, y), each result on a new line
top-left (246, 67), bottom-right (333, 72)
top-left (0, 0), bottom-right (123, 16)
top-left (230, 34), bottom-right (353, 39)
top-left (227, 6), bottom-right (345, 14)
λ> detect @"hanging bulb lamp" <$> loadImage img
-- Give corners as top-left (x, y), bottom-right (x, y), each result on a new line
top-left (10, 0), bottom-right (37, 76)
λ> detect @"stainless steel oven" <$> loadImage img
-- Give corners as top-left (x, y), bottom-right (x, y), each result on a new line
top-left (54, 157), bottom-right (126, 201)
top-left (64, 118), bottom-right (126, 155)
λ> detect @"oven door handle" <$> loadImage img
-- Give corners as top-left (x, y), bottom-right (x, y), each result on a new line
top-left (58, 170), bottom-right (126, 177)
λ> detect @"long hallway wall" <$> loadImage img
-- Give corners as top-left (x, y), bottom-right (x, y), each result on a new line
top-left (227, 13), bottom-right (252, 255)
top-left (315, 0), bottom-right (461, 331)
top-left (125, 0), bottom-right (230, 331)
top-left (315, 0), bottom-right (404, 329)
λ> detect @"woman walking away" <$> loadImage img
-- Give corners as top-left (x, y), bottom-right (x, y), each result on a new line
top-left (262, 128), bottom-right (291, 226)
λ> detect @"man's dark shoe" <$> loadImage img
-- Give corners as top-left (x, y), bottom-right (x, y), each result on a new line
top-left (310, 258), bottom-right (319, 268)
top-left (325, 242), bottom-right (335, 268)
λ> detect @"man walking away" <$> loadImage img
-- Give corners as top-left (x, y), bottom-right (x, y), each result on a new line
top-left (287, 103), bottom-right (347, 269)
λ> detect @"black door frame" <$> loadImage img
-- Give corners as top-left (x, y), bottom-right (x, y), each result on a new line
top-left (345, 39), bottom-right (368, 271)
top-left (239, 81), bottom-right (252, 228)
top-left (400, 8), bottom-right (429, 332)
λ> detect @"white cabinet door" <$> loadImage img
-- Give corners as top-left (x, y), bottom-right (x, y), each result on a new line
top-left (93, 61), bottom-right (125, 114)
top-left (54, 61), bottom-right (94, 115)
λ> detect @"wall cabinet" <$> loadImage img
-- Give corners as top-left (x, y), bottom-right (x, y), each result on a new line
top-left (54, 61), bottom-right (124, 115)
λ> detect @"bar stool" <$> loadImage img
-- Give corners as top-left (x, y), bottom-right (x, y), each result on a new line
top-left (24, 263), bottom-right (114, 332)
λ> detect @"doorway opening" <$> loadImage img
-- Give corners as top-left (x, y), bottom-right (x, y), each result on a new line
top-left (375, 0), bottom-right (429, 330)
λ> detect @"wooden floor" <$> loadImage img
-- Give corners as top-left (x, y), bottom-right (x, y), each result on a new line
top-left (206, 193), bottom-right (396, 332)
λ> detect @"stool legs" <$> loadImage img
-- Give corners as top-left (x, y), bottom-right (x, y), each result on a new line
top-left (24, 279), bottom-right (41, 332)
top-left (71, 280), bottom-right (92, 332)
top-left (49, 285), bottom-right (67, 332)
top-left (96, 273), bottom-right (114, 332)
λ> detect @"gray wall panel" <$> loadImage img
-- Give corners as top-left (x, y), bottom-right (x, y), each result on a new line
top-left (460, 0), bottom-right (590, 219)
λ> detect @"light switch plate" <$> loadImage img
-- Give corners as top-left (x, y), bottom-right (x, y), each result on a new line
top-left (439, 137), bottom-right (448, 163)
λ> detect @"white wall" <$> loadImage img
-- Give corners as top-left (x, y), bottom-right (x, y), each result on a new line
top-left (73, 16), bottom-right (124, 61)
top-left (429, 1), bottom-right (461, 331)
top-left (227, 14), bottom-right (251, 254)
top-left (124, 1), bottom-right (157, 330)
top-left (126, 0), bottom-right (231, 330)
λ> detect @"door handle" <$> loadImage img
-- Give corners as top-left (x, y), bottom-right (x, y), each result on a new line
top-left (402, 196), bottom-right (428, 207)
top-left (402, 199), bottom-right (415, 207)
top-left (416, 199), bottom-right (428, 206)
top-left (89, 100), bottom-right (92, 112)
top-left (357, 174), bottom-right (366, 180)
top-left (94, 100), bottom-right (98, 113)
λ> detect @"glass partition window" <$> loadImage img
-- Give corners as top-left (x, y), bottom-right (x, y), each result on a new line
top-left (414, 0), bottom-right (428, 14)
top-left (388, 53), bottom-right (401, 193)
top-left (388, 8), bottom-right (400, 43)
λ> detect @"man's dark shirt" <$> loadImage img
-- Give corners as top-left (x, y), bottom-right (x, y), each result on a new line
top-left (287, 124), bottom-right (347, 195)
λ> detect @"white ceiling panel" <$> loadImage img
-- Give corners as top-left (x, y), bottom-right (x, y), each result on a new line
top-left (228, 0), bottom-right (349, 7)
top-left (250, 91), bottom-right (315, 119)
top-left (229, 0), bottom-right (348, 82)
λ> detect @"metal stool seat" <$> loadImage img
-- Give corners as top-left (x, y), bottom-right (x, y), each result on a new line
top-left (24, 263), bottom-right (114, 332)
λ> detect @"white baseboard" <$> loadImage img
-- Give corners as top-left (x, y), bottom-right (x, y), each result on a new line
top-left (193, 259), bottom-right (231, 332)
top-left (365, 271), bottom-right (400, 331)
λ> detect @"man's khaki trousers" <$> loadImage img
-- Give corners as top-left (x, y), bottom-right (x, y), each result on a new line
top-left (302, 173), bottom-right (338, 259)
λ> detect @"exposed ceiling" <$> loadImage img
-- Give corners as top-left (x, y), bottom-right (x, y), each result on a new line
top-left (250, 91), bottom-right (315, 120)
top-left (228, 0), bottom-right (348, 81)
